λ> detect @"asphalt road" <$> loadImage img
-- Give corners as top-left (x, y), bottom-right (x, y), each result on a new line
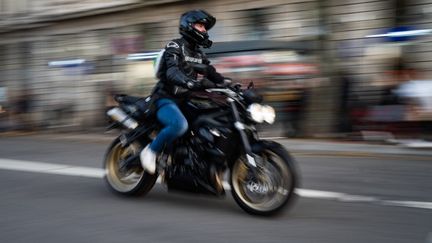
top-left (0, 135), bottom-right (431, 243)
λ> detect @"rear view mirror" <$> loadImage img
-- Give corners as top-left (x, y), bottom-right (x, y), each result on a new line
top-left (247, 81), bottom-right (255, 89)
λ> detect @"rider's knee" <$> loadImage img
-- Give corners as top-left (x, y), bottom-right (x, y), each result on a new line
top-left (174, 118), bottom-right (188, 137)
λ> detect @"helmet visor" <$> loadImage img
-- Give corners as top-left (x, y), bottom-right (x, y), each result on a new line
top-left (184, 10), bottom-right (216, 30)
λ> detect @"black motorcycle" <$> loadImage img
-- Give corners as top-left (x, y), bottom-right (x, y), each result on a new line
top-left (103, 80), bottom-right (299, 216)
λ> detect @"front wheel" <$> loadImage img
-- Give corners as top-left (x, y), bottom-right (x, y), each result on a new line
top-left (103, 137), bottom-right (158, 196)
top-left (230, 141), bottom-right (298, 216)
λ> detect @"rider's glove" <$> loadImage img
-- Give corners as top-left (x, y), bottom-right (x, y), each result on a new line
top-left (186, 79), bottom-right (202, 90)
top-left (231, 82), bottom-right (242, 92)
top-left (222, 78), bottom-right (232, 87)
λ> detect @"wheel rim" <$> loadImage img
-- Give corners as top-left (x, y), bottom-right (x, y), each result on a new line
top-left (105, 142), bottom-right (144, 192)
top-left (232, 150), bottom-right (293, 212)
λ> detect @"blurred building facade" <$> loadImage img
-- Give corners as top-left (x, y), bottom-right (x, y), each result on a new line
top-left (0, 0), bottom-right (431, 135)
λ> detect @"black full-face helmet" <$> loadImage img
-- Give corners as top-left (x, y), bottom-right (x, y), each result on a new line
top-left (179, 9), bottom-right (216, 48)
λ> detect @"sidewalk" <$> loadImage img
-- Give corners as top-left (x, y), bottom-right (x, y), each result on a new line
top-left (2, 130), bottom-right (432, 157)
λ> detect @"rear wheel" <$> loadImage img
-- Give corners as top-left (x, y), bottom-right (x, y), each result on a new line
top-left (230, 141), bottom-right (298, 216)
top-left (103, 138), bottom-right (158, 196)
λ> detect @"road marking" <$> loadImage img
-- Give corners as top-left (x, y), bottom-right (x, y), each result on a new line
top-left (1, 158), bottom-right (431, 210)
top-left (381, 200), bottom-right (432, 210)
top-left (0, 159), bottom-right (104, 178)
top-left (295, 188), bottom-right (379, 202)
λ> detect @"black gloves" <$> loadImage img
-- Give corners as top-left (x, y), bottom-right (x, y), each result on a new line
top-left (185, 77), bottom-right (235, 91)
top-left (231, 82), bottom-right (242, 91)
top-left (186, 79), bottom-right (202, 90)
top-left (206, 65), bottom-right (225, 84)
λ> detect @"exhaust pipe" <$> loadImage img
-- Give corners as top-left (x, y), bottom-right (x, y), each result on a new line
top-left (107, 107), bottom-right (138, 130)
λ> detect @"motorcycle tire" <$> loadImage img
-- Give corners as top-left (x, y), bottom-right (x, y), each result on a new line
top-left (103, 137), bottom-right (158, 196)
top-left (230, 140), bottom-right (298, 216)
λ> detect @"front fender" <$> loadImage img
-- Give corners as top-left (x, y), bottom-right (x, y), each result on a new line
top-left (251, 140), bottom-right (282, 153)
top-left (251, 139), bottom-right (300, 184)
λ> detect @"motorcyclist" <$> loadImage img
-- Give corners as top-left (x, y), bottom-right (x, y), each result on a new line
top-left (140, 9), bottom-right (227, 174)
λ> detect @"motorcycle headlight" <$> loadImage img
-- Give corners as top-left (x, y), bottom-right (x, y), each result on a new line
top-left (247, 103), bottom-right (276, 124)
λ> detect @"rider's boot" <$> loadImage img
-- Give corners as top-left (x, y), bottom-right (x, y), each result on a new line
top-left (140, 145), bottom-right (157, 174)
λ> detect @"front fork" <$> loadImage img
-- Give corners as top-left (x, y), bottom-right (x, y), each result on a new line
top-left (228, 99), bottom-right (262, 170)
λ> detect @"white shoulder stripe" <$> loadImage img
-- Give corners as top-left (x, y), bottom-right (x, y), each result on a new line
top-left (166, 41), bottom-right (180, 49)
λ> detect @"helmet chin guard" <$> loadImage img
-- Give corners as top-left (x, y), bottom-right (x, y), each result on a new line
top-left (179, 9), bottom-right (216, 48)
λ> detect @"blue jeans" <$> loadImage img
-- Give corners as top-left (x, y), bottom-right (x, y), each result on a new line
top-left (149, 98), bottom-right (188, 153)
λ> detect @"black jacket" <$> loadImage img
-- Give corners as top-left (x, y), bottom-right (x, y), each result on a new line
top-left (154, 37), bottom-right (224, 101)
